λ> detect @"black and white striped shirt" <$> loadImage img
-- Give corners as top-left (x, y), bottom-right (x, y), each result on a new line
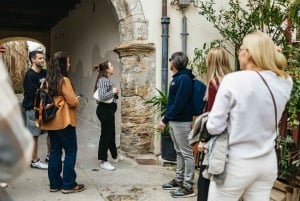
top-left (96, 77), bottom-right (116, 103)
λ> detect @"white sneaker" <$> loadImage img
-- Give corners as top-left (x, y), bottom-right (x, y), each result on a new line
top-left (113, 156), bottom-right (124, 163)
top-left (100, 161), bottom-right (115, 171)
top-left (0, 183), bottom-right (8, 188)
top-left (31, 159), bottom-right (48, 169)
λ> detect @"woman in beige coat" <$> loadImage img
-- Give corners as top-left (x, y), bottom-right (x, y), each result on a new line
top-left (42, 51), bottom-right (85, 194)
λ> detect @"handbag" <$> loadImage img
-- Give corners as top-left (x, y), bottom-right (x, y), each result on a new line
top-left (93, 88), bottom-right (114, 103)
top-left (93, 89), bottom-right (100, 101)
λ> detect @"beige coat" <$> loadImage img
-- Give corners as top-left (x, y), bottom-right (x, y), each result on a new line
top-left (42, 77), bottom-right (79, 130)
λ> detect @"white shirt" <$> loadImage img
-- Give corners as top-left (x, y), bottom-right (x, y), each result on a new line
top-left (207, 70), bottom-right (293, 159)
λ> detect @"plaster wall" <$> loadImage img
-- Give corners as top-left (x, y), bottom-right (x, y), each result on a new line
top-left (51, 0), bottom-right (121, 144)
top-left (140, 0), bottom-right (227, 87)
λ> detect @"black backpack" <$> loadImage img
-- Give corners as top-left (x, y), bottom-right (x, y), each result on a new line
top-left (34, 81), bottom-right (58, 127)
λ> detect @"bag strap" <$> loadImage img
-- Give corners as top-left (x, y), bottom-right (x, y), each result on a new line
top-left (255, 71), bottom-right (278, 134)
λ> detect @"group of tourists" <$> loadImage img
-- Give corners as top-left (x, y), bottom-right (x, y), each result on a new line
top-left (158, 31), bottom-right (292, 200)
top-left (0, 30), bottom-right (293, 201)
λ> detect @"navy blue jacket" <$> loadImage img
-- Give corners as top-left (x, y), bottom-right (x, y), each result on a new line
top-left (162, 69), bottom-right (194, 124)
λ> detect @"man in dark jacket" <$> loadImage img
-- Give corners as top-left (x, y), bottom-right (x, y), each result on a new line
top-left (157, 51), bottom-right (195, 198)
top-left (23, 50), bottom-right (49, 169)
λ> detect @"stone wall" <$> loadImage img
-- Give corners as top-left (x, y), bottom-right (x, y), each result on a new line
top-left (114, 41), bottom-right (156, 154)
top-left (2, 41), bottom-right (28, 93)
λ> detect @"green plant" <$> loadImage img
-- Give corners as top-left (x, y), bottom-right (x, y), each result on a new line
top-left (192, 0), bottom-right (300, 186)
top-left (144, 88), bottom-right (168, 117)
top-left (277, 135), bottom-right (300, 184)
top-left (143, 88), bottom-right (169, 135)
top-left (285, 45), bottom-right (300, 129)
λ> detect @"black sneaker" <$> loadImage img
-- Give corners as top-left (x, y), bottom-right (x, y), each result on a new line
top-left (162, 179), bottom-right (183, 190)
top-left (171, 187), bottom-right (195, 198)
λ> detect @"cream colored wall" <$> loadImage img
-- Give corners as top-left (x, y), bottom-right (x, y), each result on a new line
top-left (140, 0), bottom-right (227, 88)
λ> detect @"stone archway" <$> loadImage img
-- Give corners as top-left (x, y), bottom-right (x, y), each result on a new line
top-left (0, 37), bottom-right (46, 93)
top-left (0, 0), bottom-right (157, 155)
top-left (109, 0), bottom-right (157, 154)
top-left (0, 31), bottom-right (50, 51)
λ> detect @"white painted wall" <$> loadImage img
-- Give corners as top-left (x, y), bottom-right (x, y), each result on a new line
top-left (140, 0), bottom-right (226, 88)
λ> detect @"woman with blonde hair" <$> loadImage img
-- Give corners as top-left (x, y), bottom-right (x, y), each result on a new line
top-left (197, 47), bottom-right (231, 201)
top-left (206, 31), bottom-right (293, 201)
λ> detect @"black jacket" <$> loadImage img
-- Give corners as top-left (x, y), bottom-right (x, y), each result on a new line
top-left (22, 68), bottom-right (47, 110)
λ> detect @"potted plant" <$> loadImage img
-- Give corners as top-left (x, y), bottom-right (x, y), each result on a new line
top-left (144, 88), bottom-right (176, 161)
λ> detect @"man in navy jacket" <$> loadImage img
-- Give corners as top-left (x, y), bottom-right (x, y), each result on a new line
top-left (158, 51), bottom-right (195, 198)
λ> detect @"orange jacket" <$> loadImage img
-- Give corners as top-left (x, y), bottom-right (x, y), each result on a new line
top-left (42, 77), bottom-right (79, 130)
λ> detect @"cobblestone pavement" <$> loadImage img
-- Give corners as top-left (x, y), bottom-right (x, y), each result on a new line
top-left (5, 118), bottom-right (198, 201)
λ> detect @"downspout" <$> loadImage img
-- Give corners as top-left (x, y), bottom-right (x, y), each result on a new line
top-left (161, 0), bottom-right (170, 94)
top-left (181, 15), bottom-right (188, 54)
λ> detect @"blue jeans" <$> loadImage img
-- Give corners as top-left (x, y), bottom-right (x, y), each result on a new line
top-left (169, 121), bottom-right (195, 189)
top-left (48, 125), bottom-right (78, 190)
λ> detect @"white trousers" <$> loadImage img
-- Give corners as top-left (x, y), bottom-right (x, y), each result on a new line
top-left (208, 149), bottom-right (277, 201)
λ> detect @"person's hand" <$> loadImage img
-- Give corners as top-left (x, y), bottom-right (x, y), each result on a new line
top-left (157, 120), bottom-right (166, 132)
top-left (112, 87), bottom-right (118, 95)
top-left (198, 141), bottom-right (206, 152)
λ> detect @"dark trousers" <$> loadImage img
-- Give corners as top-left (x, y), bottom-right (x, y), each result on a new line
top-left (96, 102), bottom-right (117, 161)
top-left (48, 125), bottom-right (78, 190)
top-left (197, 154), bottom-right (210, 201)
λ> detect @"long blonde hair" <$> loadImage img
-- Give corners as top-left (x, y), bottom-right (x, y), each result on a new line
top-left (205, 47), bottom-right (232, 99)
top-left (242, 31), bottom-right (288, 78)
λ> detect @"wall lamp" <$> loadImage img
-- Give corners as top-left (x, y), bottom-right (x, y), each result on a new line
top-left (170, 0), bottom-right (202, 8)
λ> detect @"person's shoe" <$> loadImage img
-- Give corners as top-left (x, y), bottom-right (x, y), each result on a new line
top-left (45, 155), bottom-right (50, 163)
top-left (162, 179), bottom-right (183, 190)
top-left (50, 188), bottom-right (61, 192)
top-left (61, 184), bottom-right (85, 194)
top-left (0, 183), bottom-right (8, 188)
top-left (171, 187), bottom-right (195, 198)
top-left (30, 159), bottom-right (48, 169)
top-left (100, 161), bottom-right (116, 171)
top-left (113, 155), bottom-right (124, 163)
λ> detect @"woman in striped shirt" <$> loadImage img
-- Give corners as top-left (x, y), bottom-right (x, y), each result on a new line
top-left (93, 61), bottom-right (121, 171)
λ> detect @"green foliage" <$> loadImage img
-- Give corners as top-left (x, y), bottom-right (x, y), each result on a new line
top-left (192, 0), bottom-right (300, 186)
top-left (285, 45), bottom-right (300, 129)
top-left (143, 88), bottom-right (169, 135)
top-left (194, 0), bottom-right (300, 69)
top-left (277, 135), bottom-right (300, 183)
top-left (143, 88), bottom-right (168, 117)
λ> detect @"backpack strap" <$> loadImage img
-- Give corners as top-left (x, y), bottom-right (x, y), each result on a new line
top-left (34, 80), bottom-right (48, 128)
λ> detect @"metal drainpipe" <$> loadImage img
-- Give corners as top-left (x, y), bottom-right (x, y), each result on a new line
top-left (161, 0), bottom-right (170, 94)
top-left (181, 15), bottom-right (188, 55)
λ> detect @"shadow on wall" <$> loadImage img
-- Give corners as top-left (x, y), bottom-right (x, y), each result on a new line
top-left (70, 60), bottom-right (91, 120)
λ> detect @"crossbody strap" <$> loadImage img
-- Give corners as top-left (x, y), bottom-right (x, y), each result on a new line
top-left (255, 71), bottom-right (278, 134)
